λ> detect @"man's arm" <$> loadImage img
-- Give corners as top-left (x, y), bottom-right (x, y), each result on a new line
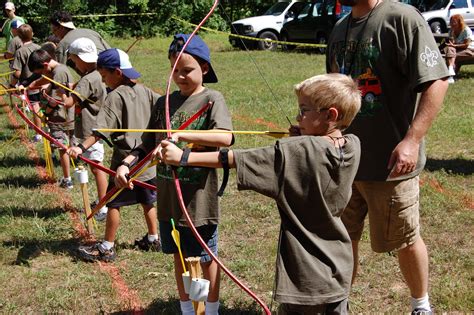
top-left (388, 78), bottom-right (449, 178)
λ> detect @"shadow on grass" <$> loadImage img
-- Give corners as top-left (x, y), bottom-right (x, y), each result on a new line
top-left (0, 155), bottom-right (37, 168)
top-left (2, 237), bottom-right (81, 266)
top-left (0, 174), bottom-right (47, 188)
top-left (110, 298), bottom-right (265, 314)
top-left (0, 205), bottom-right (64, 219)
top-left (457, 67), bottom-right (474, 79)
top-left (425, 157), bottom-right (474, 175)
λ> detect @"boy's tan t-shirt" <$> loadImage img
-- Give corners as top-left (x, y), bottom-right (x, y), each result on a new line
top-left (73, 70), bottom-right (107, 140)
top-left (142, 88), bottom-right (233, 226)
top-left (12, 42), bottom-right (41, 81)
top-left (233, 135), bottom-right (361, 305)
top-left (7, 36), bottom-right (22, 56)
top-left (96, 83), bottom-right (159, 181)
top-left (47, 64), bottom-right (75, 131)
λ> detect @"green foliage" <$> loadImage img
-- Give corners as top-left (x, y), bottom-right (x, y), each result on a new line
top-left (9, 0), bottom-right (277, 40)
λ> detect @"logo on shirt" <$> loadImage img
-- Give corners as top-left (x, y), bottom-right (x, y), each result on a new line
top-left (420, 46), bottom-right (439, 67)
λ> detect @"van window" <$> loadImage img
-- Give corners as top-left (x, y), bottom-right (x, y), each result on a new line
top-left (264, 1), bottom-right (292, 15)
top-left (452, 0), bottom-right (468, 8)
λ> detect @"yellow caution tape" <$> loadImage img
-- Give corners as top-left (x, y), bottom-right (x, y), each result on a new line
top-left (171, 16), bottom-right (327, 49)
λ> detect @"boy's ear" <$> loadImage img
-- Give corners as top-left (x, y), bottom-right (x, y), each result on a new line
top-left (201, 63), bottom-right (209, 76)
top-left (327, 107), bottom-right (339, 121)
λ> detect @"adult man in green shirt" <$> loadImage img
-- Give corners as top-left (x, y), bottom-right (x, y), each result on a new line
top-left (327, 0), bottom-right (449, 313)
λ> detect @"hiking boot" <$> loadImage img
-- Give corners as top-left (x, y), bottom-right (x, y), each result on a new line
top-left (134, 234), bottom-right (161, 252)
top-left (58, 177), bottom-right (73, 189)
top-left (78, 242), bottom-right (116, 262)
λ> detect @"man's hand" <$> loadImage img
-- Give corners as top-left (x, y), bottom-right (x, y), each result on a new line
top-left (115, 165), bottom-right (133, 190)
top-left (67, 146), bottom-right (83, 159)
top-left (387, 138), bottom-right (420, 178)
top-left (161, 140), bottom-right (183, 166)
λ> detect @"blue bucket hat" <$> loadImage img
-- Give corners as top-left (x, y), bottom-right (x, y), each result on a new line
top-left (97, 48), bottom-right (141, 80)
top-left (169, 34), bottom-right (217, 83)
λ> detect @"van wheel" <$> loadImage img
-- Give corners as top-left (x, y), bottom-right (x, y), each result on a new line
top-left (257, 31), bottom-right (278, 51)
top-left (281, 33), bottom-right (296, 51)
top-left (429, 21), bottom-right (445, 34)
top-left (315, 33), bottom-right (328, 54)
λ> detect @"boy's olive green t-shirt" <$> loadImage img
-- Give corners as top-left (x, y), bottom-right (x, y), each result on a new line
top-left (142, 88), bottom-right (233, 226)
top-left (56, 28), bottom-right (111, 65)
top-left (73, 70), bottom-right (107, 140)
top-left (234, 135), bottom-right (361, 305)
top-left (327, 1), bottom-right (449, 181)
top-left (47, 64), bottom-right (75, 131)
top-left (7, 36), bottom-right (21, 55)
top-left (96, 83), bottom-right (159, 181)
top-left (12, 42), bottom-right (40, 81)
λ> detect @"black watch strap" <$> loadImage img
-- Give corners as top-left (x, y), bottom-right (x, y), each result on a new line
top-left (77, 143), bottom-right (86, 153)
top-left (179, 147), bottom-right (192, 167)
top-left (217, 148), bottom-right (230, 197)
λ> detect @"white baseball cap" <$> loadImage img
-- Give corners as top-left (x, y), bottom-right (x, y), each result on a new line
top-left (68, 38), bottom-right (98, 63)
top-left (4, 2), bottom-right (15, 10)
top-left (59, 21), bottom-right (75, 29)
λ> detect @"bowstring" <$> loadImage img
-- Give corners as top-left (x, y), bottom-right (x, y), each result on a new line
top-left (218, 2), bottom-right (292, 126)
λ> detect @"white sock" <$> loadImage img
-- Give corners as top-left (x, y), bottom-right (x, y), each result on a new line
top-left (101, 241), bottom-right (114, 250)
top-left (147, 234), bottom-right (158, 242)
top-left (205, 301), bottom-right (220, 315)
top-left (65, 176), bottom-right (71, 181)
top-left (411, 294), bottom-right (431, 311)
top-left (179, 300), bottom-right (194, 315)
top-left (448, 65), bottom-right (454, 71)
top-left (99, 206), bottom-right (108, 214)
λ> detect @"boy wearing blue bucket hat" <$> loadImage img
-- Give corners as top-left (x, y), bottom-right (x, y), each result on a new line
top-left (69, 48), bottom-right (162, 262)
top-left (116, 34), bottom-right (233, 315)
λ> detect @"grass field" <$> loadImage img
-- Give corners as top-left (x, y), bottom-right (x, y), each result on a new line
top-left (0, 33), bottom-right (472, 313)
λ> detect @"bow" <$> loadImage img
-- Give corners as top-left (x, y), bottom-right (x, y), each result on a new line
top-left (164, 1), bottom-right (271, 313)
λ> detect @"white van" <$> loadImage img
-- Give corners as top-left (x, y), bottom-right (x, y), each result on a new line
top-left (229, 1), bottom-right (308, 50)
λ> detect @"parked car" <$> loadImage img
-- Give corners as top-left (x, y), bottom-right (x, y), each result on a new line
top-left (229, 1), bottom-right (309, 51)
top-left (280, 0), bottom-right (351, 53)
top-left (422, 0), bottom-right (474, 33)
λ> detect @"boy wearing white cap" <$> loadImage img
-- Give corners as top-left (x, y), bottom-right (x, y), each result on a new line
top-left (68, 48), bottom-right (161, 262)
top-left (59, 37), bottom-right (109, 220)
top-left (1, 2), bottom-right (25, 49)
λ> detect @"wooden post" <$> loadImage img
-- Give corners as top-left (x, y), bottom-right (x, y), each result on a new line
top-left (77, 166), bottom-right (94, 235)
top-left (186, 257), bottom-right (205, 315)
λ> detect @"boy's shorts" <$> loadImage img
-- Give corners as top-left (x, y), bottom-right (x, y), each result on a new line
top-left (81, 141), bottom-right (104, 162)
top-left (160, 221), bottom-right (218, 263)
top-left (28, 92), bottom-right (41, 103)
top-left (49, 129), bottom-right (74, 149)
top-left (342, 176), bottom-right (420, 253)
top-left (106, 178), bottom-right (157, 208)
top-left (277, 298), bottom-right (348, 315)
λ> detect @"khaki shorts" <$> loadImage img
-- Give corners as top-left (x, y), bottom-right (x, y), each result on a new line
top-left (342, 176), bottom-right (420, 253)
top-left (278, 298), bottom-right (348, 315)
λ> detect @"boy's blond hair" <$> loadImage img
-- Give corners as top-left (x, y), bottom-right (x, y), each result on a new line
top-left (294, 73), bottom-right (361, 130)
top-left (17, 24), bottom-right (33, 42)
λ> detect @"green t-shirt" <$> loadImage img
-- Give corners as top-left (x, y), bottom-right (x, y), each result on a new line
top-left (47, 64), bottom-right (76, 131)
top-left (73, 70), bottom-right (107, 140)
top-left (327, 1), bottom-right (449, 181)
top-left (12, 42), bottom-right (40, 82)
top-left (142, 88), bottom-right (233, 226)
top-left (56, 28), bottom-right (110, 65)
top-left (234, 134), bottom-right (360, 305)
top-left (96, 83), bottom-right (159, 181)
top-left (2, 16), bottom-right (25, 49)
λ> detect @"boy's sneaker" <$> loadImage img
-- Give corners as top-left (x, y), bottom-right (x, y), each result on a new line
top-left (447, 76), bottom-right (455, 84)
top-left (411, 308), bottom-right (432, 315)
top-left (134, 234), bottom-right (161, 252)
top-left (94, 207), bottom-right (108, 222)
top-left (78, 242), bottom-right (116, 262)
top-left (58, 177), bottom-right (73, 189)
top-left (33, 134), bottom-right (42, 142)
